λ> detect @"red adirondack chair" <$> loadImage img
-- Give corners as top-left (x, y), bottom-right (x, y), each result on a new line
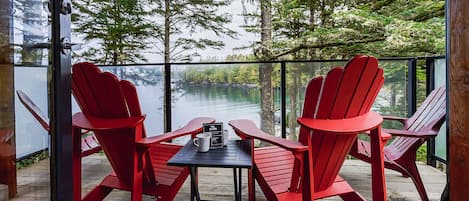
top-left (71, 62), bottom-right (215, 201)
top-left (229, 55), bottom-right (389, 201)
top-left (16, 90), bottom-right (102, 157)
top-left (350, 87), bottom-right (446, 201)
top-left (0, 129), bottom-right (15, 198)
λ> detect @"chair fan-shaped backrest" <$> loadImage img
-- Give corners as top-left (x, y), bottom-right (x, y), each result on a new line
top-left (72, 62), bottom-right (152, 186)
top-left (298, 55), bottom-right (384, 192)
top-left (389, 87), bottom-right (446, 155)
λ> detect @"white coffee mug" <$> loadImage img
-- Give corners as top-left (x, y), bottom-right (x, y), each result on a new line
top-left (193, 132), bottom-right (211, 152)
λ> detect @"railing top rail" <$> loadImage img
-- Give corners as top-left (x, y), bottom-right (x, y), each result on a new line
top-left (14, 55), bottom-right (445, 68)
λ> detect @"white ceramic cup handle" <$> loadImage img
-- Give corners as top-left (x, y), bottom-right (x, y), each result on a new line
top-left (193, 138), bottom-right (199, 147)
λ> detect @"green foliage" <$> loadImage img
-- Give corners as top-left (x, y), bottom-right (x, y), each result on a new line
top-left (73, 0), bottom-right (237, 63)
top-left (242, 0), bottom-right (445, 60)
top-left (73, 0), bottom-right (154, 64)
top-left (183, 64), bottom-right (259, 86)
top-left (17, 150), bottom-right (48, 169)
top-left (417, 143), bottom-right (427, 162)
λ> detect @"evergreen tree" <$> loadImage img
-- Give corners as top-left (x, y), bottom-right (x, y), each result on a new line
top-left (73, 0), bottom-right (154, 65)
top-left (267, 0), bottom-right (445, 59)
top-left (150, 0), bottom-right (237, 62)
top-left (241, 0), bottom-right (445, 138)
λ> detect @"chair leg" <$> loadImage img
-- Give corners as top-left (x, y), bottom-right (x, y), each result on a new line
top-left (406, 163), bottom-right (429, 201)
top-left (339, 191), bottom-right (366, 201)
top-left (82, 185), bottom-right (113, 201)
top-left (7, 158), bottom-right (16, 198)
top-left (8, 177), bottom-right (16, 198)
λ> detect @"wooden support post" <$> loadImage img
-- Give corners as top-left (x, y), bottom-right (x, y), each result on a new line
top-left (0, 0), bottom-right (14, 137)
top-left (448, 0), bottom-right (469, 199)
top-left (0, 1), bottom-right (16, 198)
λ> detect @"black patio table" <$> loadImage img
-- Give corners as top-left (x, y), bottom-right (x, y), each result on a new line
top-left (167, 139), bottom-right (253, 201)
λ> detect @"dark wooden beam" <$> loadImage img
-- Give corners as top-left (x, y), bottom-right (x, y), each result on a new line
top-left (0, 0), bottom-right (16, 198)
top-left (0, 0), bottom-right (14, 125)
top-left (448, 0), bottom-right (469, 199)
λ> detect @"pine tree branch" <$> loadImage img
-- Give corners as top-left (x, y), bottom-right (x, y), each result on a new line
top-left (272, 36), bottom-right (386, 59)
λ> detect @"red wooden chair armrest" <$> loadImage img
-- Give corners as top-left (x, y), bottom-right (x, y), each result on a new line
top-left (137, 117), bottom-right (216, 147)
top-left (297, 111), bottom-right (383, 134)
top-left (382, 115), bottom-right (407, 124)
top-left (229, 119), bottom-right (308, 152)
top-left (383, 128), bottom-right (438, 138)
top-left (72, 112), bottom-right (145, 131)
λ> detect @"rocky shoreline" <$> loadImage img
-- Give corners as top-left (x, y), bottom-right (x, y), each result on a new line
top-left (182, 81), bottom-right (258, 88)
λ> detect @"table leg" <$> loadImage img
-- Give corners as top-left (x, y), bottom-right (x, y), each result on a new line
top-left (238, 168), bottom-right (242, 201)
top-left (190, 167), bottom-right (201, 201)
top-left (233, 168), bottom-right (238, 201)
top-left (370, 127), bottom-right (387, 201)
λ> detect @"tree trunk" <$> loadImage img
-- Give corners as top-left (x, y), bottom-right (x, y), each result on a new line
top-left (258, 0), bottom-right (275, 135)
top-left (288, 66), bottom-right (300, 140)
top-left (164, 0), bottom-right (170, 63)
top-left (259, 63), bottom-right (274, 135)
top-left (390, 84), bottom-right (396, 107)
top-left (112, 51), bottom-right (118, 65)
top-left (308, 1), bottom-right (316, 59)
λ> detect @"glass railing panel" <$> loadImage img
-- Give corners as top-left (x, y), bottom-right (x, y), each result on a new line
top-left (434, 58), bottom-right (447, 161)
top-left (100, 65), bottom-right (165, 135)
top-left (378, 60), bottom-right (408, 119)
top-left (14, 66), bottom-right (49, 159)
top-left (173, 63), bottom-right (282, 143)
top-left (283, 61), bottom-right (346, 140)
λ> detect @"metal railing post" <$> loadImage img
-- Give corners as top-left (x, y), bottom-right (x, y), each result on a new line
top-left (164, 63), bottom-right (172, 132)
top-left (50, 0), bottom-right (73, 200)
top-left (280, 62), bottom-right (287, 139)
top-left (407, 58), bottom-right (417, 117)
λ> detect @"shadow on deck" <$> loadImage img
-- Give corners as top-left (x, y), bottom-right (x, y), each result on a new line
top-left (1, 154), bottom-right (445, 201)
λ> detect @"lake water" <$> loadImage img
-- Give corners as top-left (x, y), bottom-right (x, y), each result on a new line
top-left (14, 66), bottom-right (264, 158)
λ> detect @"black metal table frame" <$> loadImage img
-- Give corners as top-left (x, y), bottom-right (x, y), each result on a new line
top-left (189, 167), bottom-right (245, 201)
top-left (168, 140), bottom-right (253, 201)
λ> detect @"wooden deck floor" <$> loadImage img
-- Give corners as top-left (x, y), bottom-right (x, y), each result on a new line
top-left (1, 154), bottom-right (446, 201)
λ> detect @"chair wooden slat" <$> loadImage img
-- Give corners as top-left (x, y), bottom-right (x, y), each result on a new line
top-left (350, 86), bottom-right (446, 201)
top-left (16, 90), bottom-right (50, 131)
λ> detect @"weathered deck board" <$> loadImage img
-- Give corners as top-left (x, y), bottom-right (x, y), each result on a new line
top-left (1, 154), bottom-right (446, 201)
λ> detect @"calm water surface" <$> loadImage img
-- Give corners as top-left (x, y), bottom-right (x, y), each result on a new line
top-left (14, 67), bottom-right (262, 158)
